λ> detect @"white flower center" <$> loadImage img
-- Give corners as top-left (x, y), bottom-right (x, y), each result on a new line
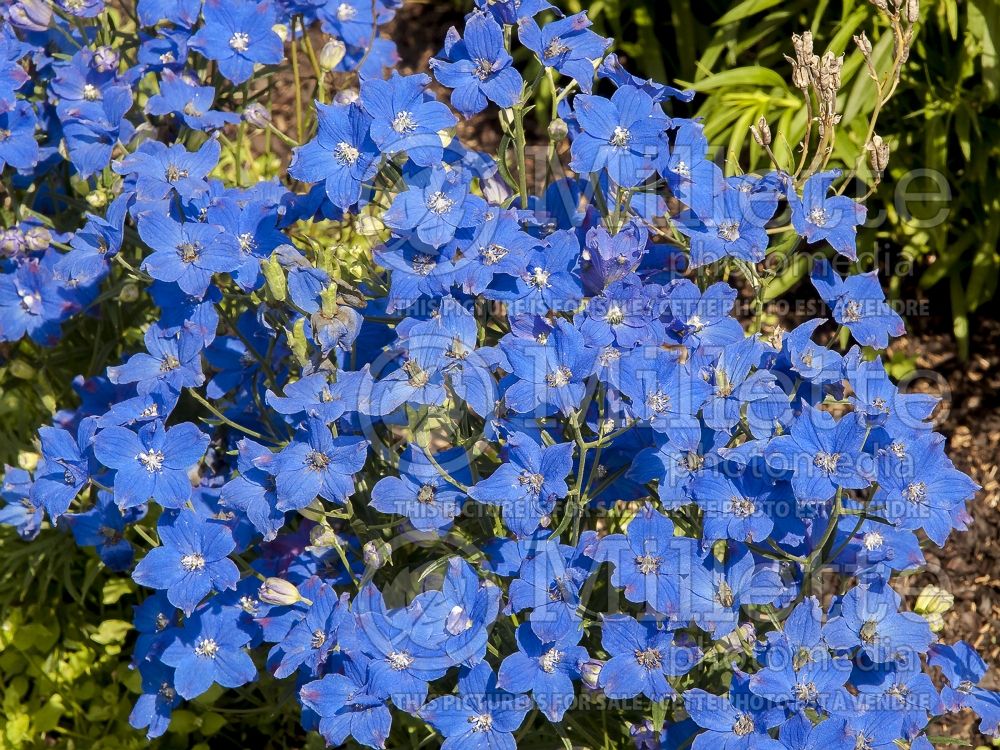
top-left (427, 191), bottom-right (455, 215)
top-left (137, 449), bottom-right (165, 472)
top-left (610, 126), bottom-right (632, 148)
top-left (229, 32), bottom-right (251, 52)
top-left (717, 220), bottom-right (741, 242)
top-left (334, 141), bottom-right (361, 166)
top-left (194, 638), bottom-right (220, 658)
top-left (181, 553), bottom-right (205, 571)
top-left (336, 2), bottom-right (357, 20)
top-left (391, 110), bottom-right (418, 134)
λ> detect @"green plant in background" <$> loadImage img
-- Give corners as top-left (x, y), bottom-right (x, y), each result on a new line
top-left (562, 0), bottom-right (999, 358)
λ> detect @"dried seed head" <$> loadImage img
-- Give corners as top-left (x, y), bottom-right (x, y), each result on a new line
top-left (870, 0), bottom-right (889, 12)
top-left (854, 31), bottom-right (872, 58)
top-left (867, 134), bottom-right (891, 177)
top-left (904, 0), bottom-right (919, 23)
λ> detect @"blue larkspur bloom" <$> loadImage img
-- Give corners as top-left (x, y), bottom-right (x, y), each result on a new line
top-left (189, 0), bottom-right (285, 84)
top-left (93, 420), bottom-right (208, 510)
top-left (431, 11), bottom-right (523, 118)
top-left (598, 614), bottom-right (701, 701)
top-left (131, 509), bottom-right (239, 615)
top-left (160, 604), bottom-right (257, 698)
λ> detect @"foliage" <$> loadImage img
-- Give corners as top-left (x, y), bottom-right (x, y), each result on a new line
top-left (0, 1), bottom-right (994, 750)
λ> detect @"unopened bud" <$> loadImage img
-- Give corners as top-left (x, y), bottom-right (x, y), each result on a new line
top-left (915, 585), bottom-right (953, 632)
top-left (259, 577), bottom-right (302, 606)
top-left (320, 39), bottom-right (347, 71)
top-left (866, 134), bottom-right (890, 176)
top-left (580, 659), bottom-right (603, 690)
top-left (93, 45), bottom-right (119, 73)
top-left (750, 116), bottom-right (772, 147)
top-left (547, 117), bottom-right (569, 142)
top-left (86, 190), bottom-right (108, 209)
top-left (119, 283), bottom-right (140, 303)
top-left (854, 31), bottom-right (872, 58)
top-left (334, 88), bottom-right (359, 106)
top-left (23, 226), bottom-right (50, 252)
top-left (243, 102), bottom-right (271, 129)
top-left (363, 539), bottom-right (392, 569)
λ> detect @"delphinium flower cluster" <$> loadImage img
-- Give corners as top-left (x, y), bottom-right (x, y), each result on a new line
top-left (0, 0), bottom-right (995, 747)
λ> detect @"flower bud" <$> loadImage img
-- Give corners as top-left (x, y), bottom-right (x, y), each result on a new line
top-left (86, 190), bottom-right (108, 209)
top-left (363, 539), bottom-right (392, 569)
top-left (243, 102), bottom-right (272, 129)
top-left (93, 45), bottom-right (119, 73)
top-left (915, 585), bottom-right (953, 632)
top-left (0, 229), bottom-right (25, 256)
top-left (23, 226), bottom-right (51, 252)
top-left (547, 117), bottom-right (569, 142)
top-left (119, 283), bottom-right (140, 303)
top-left (259, 577), bottom-right (303, 606)
top-left (320, 39), bottom-right (347, 71)
top-left (309, 524), bottom-right (340, 550)
top-left (580, 659), bottom-right (603, 690)
top-left (334, 88), bottom-right (359, 106)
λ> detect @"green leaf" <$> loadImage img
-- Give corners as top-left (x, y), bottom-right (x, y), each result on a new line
top-left (91, 619), bottom-right (132, 646)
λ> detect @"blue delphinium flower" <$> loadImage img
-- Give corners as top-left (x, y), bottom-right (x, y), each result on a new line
top-left (64, 491), bottom-right (136, 571)
top-left (189, 0), bottom-right (284, 84)
top-left (468, 431), bottom-right (573, 537)
top-left (219, 438), bottom-right (284, 541)
top-left (289, 101), bottom-right (381, 209)
top-left (398, 557), bottom-right (500, 667)
top-left (271, 584), bottom-right (349, 678)
top-left (677, 184), bottom-right (772, 267)
top-left (300, 654), bottom-right (392, 749)
top-left (518, 12), bottom-right (610, 93)
top-left (94, 420), bottom-right (208, 510)
top-left (419, 662), bottom-right (530, 749)
top-left (811, 259), bottom-right (905, 349)
top-left (370, 445), bottom-right (470, 533)
top-left (107, 324), bottom-right (205, 395)
top-left (145, 71), bottom-right (240, 131)
top-left (137, 211), bottom-right (241, 298)
top-left (0, 254), bottom-right (70, 344)
top-left (0, 467), bottom-right (43, 540)
top-left (384, 167), bottom-right (473, 248)
top-left (570, 85), bottom-right (667, 188)
top-left (501, 319), bottom-right (598, 416)
top-left (764, 403), bottom-right (874, 504)
top-left (361, 72), bottom-right (457, 166)
top-left (30, 418), bottom-right (95, 518)
top-left (663, 279), bottom-right (745, 351)
top-left (684, 671), bottom-right (785, 750)
top-left (823, 583), bottom-right (935, 664)
top-left (929, 640), bottom-right (1000, 736)
top-left (431, 11), bottom-right (523, 118)
top-left (272, 418), bottom-right (369, 510)
top-left (598, 614), bottom-right (701, 701)
top-left (129, 662), bottom-right (181, 739)
top-left (114, 139), bottom-right (220, 202)
top-left (0, 100), bottom-right (39, 171)
top-left (619, 346), bottom-right (711, 435)
top-left (690, 469), bottom-right (777, 544)
top-left (353, 585), bottom-right (453, 712)
top-left (497, 622), bottom-right (588, 721)
top-left (593, 503), bottom-right (697, 616)
top-left (160, 604), bottom-right (256, 698)
top-left (131, 509), bottom-right (239, 615)
top-left (686, 543), bottom-right (783, 637)
top-left (507, 541), bottom-right (586, 640)
top-left (749, 629), bottom-right (852, 714)
top-left (872, 432), bottom-right (978, 546)
top-left (788, 170), bottom-right (867, 260)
